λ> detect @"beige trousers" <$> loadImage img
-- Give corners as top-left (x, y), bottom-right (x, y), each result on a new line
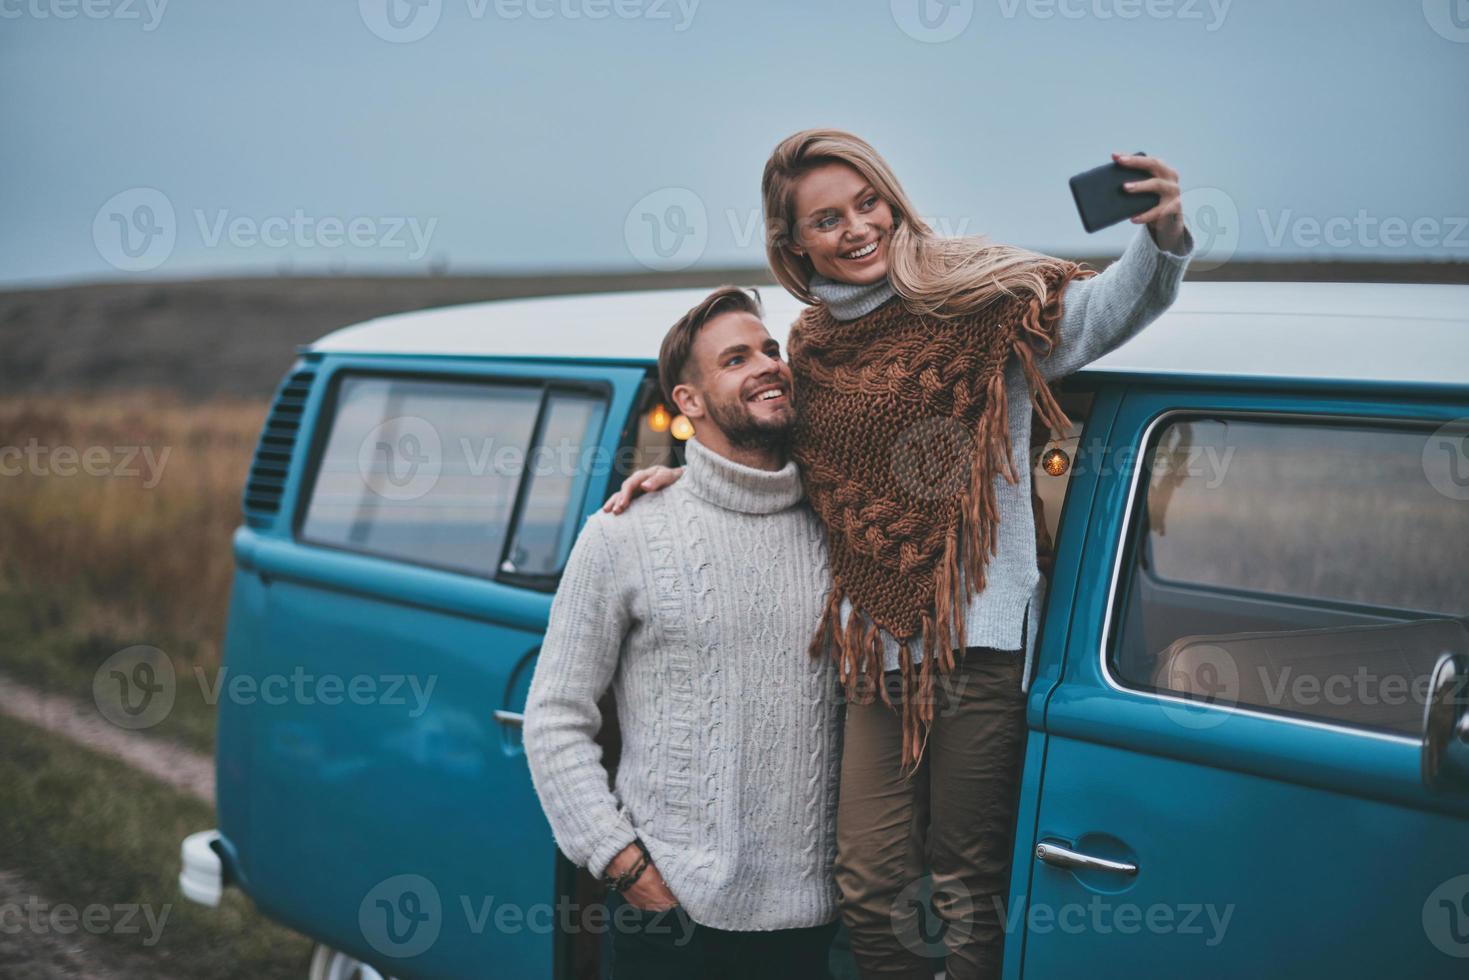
top-left (834, 638), bottom-right (1029, 980)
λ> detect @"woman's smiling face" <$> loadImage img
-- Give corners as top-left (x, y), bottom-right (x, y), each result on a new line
top-left (788, 162), bottom-right (896, 286)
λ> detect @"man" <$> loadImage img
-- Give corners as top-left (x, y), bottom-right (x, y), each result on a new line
top-left (523, 286), bottom-right (842, 979)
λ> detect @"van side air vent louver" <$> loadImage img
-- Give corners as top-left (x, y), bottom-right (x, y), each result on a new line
top-left (242, 367), bottom-right (317, 526)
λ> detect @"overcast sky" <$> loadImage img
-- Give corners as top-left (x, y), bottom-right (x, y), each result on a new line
top-left (2, 0), bottom-right (1466, 286)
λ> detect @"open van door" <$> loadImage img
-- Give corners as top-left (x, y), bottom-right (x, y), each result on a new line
top-left (218, 356), bottom-right (648, 979)
top-left (1013, 385), bottom-right (1469, 978)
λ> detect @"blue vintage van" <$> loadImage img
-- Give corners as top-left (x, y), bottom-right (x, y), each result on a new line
top-left (179, 281), bottom-right (1469, 979)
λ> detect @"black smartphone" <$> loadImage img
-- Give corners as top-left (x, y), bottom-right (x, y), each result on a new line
top-left (1069, 152), bottom-right (1157, 233)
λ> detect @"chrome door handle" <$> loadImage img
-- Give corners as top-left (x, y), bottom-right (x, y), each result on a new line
top-left (1035, 840), bottom-right (1137, 876)
top-left (493, 710), bottom-right (524, 728)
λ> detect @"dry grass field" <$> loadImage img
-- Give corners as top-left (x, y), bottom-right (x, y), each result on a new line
top-left (1, 393), bottom-right (264, 651)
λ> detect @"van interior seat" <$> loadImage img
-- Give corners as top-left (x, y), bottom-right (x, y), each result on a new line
top-left (1152, 617), bottom-right (1469, 736)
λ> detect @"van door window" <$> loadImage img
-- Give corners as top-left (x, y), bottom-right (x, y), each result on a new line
top-left (299, 374), bottom-right (606, 583)
top-left (501, 390), bottom-right (608, 577)
top-left (1107, 414), bottom-right (1469, 736)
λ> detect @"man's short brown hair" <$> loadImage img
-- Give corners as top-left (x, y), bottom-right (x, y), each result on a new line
top-left (657, 286), bottom-right (764, 408)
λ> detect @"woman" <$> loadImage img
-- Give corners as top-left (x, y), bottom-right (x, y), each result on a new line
top-left (606, 129), bottom-right (1193, 980)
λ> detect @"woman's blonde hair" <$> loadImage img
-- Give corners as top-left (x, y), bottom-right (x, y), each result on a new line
top-left (761, 128), bottom-right (1067, 318)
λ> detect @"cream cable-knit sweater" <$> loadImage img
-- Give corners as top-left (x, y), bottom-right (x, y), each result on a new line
top-left (523, 435), bottom-right (842, 932)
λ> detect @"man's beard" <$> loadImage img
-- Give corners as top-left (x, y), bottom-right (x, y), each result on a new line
top-left (705, 393), bottom-right (794, 453)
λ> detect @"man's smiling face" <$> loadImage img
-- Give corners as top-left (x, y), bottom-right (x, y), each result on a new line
top-left (677, 310), bottom-right (795, 450)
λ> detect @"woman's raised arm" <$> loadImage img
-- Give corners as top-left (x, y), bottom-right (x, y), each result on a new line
top-left (1038, 152), bottom-right (1194, 382)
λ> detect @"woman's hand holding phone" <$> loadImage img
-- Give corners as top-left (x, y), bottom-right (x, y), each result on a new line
top-left (1112, 151), bottom-right (1187, 253)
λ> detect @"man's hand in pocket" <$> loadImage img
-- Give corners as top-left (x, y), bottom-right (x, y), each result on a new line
top-left (605, 841), bottom-right (679, 912)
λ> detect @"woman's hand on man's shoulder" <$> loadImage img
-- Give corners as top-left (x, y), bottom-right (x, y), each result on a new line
top-left (602, 465), bottom-right (685, 515)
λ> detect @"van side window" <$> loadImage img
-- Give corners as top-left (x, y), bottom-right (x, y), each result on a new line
top-left (299, 375), bottom-right (606, 583)
top-left (1108, 415), bottom-right (1469, 736)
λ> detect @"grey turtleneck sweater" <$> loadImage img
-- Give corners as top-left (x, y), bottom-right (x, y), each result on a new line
top-left (524, 435), bottom-right (841, 931)
top-left (807, 225), bottom-right (1195, 687)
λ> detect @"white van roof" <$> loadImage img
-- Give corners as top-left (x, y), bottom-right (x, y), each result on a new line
top-left (308, 281), bottom-right (1469, 388)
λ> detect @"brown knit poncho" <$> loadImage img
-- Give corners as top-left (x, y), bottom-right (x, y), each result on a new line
top-left (788, 260), bottom-right (1094, 765)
